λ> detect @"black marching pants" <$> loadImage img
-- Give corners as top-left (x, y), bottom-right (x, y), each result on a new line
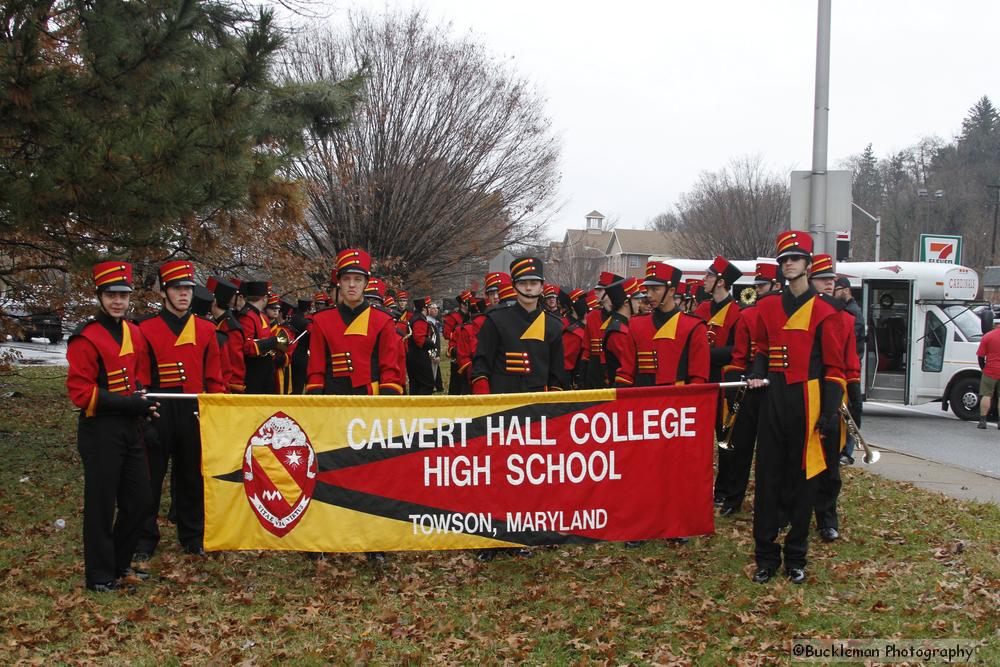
top-left (448, 361), bottom-right (468, 395)
top-left (714, 388), bottom-right (762, 510)
top-left (753, 378), bottom-right (819, 571)
top-left (813, 419), bottom-right (843, 530)
top-left (77, 414), bottom-right (151, 585)
top-left (137, 397), bottom-right (203, 553)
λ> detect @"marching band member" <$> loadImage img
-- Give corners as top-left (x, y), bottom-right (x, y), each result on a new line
top-left (455, 297), bottom-right (487, 385)
top-left (305, 249), bottom-right (405, 397)
top-left (66, 261), bottom-right (158, 591)
top-left (630, 261), bottom-right (710, 388)
top-left (208, 277), bottom-right (245, 393)
top-left (444, 291), bottom-right (472, 394)
top-left (602, 277), bottom-right (638, 388)
top-left (237, 281), bottom-right (280, 394)
top-left (560, 288), bottom-right (588, 387)
top-left (746, 232), bottom-right (847, 584)
top-left (809, 255), bottom-right (861, 543)
top-left (715, 262), bottom-right (779, 517)
top-left (581, 272), bottom-right (616, 389)
top-left (407, 296), bottom-right (437, 395)
top-left (289, 298), bottom-right (313, 395)
top-left (136, 261), bottom-right (225, 558)
top-left (470, 257), bottom-right (568, 395)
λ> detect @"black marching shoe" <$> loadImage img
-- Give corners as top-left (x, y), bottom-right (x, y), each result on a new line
top-left (786, 567), bottom-right (806, 584)
top-left (752, 567), bottom-right (775, 584)
top-left (476, 550), bottom-right (497, 562)
top-left (514, 547), bottom-right (534, 558)
top-left (719, 505), bottom-right (739, 517)
top-left (624, 541), bottom-right (643, 549)
top-left (713, 496), bottom-right (725, 508)
top-left (182, 544), bottom-right (206, 556)
top-left (365, 551), bottom-right (387, 565)
top-left (819, 527), bottom-right (840, 542)
top-left (87, 580), bottom-right (136, 593)
top-left (977, 417), bottom-right (987, 429)
top-left (118, 567), bottom-right (151, 581)
top-left (133, 551), bottom-right (152, 563)
top-left (667, 537), bottom-right (689, 544)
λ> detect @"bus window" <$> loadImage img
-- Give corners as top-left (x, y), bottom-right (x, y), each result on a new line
top-left (922, 311), bottom-right (946, 373)
top-left (944, 305), bottom-right (984, 343)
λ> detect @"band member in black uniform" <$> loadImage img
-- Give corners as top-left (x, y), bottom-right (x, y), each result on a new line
top-left (66, 261), bottom-right (158, 592)
top-left (746, 232), bottom-right (847, 584)
top-left (471, 257), bottom-right (568, 395)
top-left (406, 297), bottom-right (437, 395)
top-left (715, 262), bottom-right (779, 518)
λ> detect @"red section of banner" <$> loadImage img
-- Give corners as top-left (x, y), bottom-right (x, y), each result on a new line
top-left (318, 384), bottom-right (717, 541)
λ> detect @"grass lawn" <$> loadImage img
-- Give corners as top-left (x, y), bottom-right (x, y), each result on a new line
top-left (1, 367), bottom-right (998, 664)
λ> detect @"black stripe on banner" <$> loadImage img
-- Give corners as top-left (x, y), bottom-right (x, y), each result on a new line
top-left (311, 481), bottom-right (601, 548)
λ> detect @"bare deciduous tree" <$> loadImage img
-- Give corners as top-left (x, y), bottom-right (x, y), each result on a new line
top-left (283, 10), bottom-right (561, 293)
top-left (649, 156), bottom-right (789, 260)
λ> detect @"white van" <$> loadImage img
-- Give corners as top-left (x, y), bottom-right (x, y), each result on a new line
top-left (649, 258), bottom-right (983, 420)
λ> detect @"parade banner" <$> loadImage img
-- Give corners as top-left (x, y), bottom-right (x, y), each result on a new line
top-left (199, 385), bottom-right (719, 552)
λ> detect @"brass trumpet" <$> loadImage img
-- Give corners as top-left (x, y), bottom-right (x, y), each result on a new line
top-left (839, 404), bottom-right (880, 464)
top-left (717, 384), bottom-right (746, 451)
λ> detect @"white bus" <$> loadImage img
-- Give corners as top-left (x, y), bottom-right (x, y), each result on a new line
top-left (650, 258), bottom-right (984, 420)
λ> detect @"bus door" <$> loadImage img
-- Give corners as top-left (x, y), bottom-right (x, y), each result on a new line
top-left (862, 279), bottom-right (912, 404)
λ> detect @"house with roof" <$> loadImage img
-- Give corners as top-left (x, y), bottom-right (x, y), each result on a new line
top-left (603, 228), bottom-right (678, 280)
top-left (549, 211), bottom-right (615, 288)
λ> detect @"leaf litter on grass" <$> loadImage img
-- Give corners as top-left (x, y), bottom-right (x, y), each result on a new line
top-left (1, 368), bottom-right (998, 664)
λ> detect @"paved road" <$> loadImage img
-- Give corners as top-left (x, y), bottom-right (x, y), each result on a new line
top-left (1, 339), bottom-right (67, 365)
top-left (862, 400), bottom-right (1000, 480)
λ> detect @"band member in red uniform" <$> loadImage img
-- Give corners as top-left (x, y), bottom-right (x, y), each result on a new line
top-left (543, 283), bottom-right (560, 314)
top-left (66, 261), bottom-right (158, 592)
top-left (629, 261), bottom-right (709, 387)
top-left (313, 291), bottom-right (329, 311)
top-left (809, 255), bottom-right (861, 543)
top-left (135, 261), bottom-right (224, 558)
top-left (237, 281), bottom-right (281, 394)
top-left (455, 297), bottom-right (487, 384)
top-left (443, 290), bottom-right (471, 394)
top-left (602, 277), bottom-right (638, 388)
top-left (715, 262), bottom-right (779, 517)
top-left (305, 249), bottom-right (405, 397)
top-left (693, 256), bottom-right (743, 382)
top-left (207, 276), bottom-right (244, 393)
top-left (581, 272), bottom-right (616, 389)
top-left (559, 288), bottom-right (588, 386)
top-left (470, 257), bottom-right (568, 395)
top-left (746, 233), bottom-right (846, 584)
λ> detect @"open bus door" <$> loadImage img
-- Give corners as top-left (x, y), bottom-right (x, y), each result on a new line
top-left (862, 279), bottom-right (912, 404)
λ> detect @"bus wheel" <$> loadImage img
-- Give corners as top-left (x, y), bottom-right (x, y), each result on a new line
top-left (948, 378), bottom-right (980, 421)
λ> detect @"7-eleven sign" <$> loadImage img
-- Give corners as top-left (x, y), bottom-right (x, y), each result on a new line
top-left (919, 234), bottom-right (962, 264)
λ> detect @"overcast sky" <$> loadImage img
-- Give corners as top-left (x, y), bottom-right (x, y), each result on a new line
top-left (327, 0), bottom-right (1000, 240)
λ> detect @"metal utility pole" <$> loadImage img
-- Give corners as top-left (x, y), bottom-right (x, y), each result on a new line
top-left (851, 202), bottom-right (881, 262)
top-left (809, 0), bottom-right (832, 253)
top-left (990, 184), bottom-right (1000, 264)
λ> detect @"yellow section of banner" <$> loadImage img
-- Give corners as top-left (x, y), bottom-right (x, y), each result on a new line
top-left (200, 390), bottom-right (617, 552)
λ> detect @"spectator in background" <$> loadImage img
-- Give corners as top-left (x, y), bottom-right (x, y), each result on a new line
top-left (834, 276), bottom-right (865, 464)
top-left (976, 322), bottom-right (1000, 429)
top-left (427, 302), bottom-right (444, 392)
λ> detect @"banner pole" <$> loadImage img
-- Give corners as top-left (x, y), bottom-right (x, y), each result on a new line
top-left (145, 380), bottom-right (768, 400)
